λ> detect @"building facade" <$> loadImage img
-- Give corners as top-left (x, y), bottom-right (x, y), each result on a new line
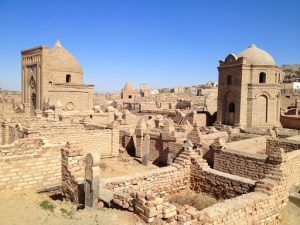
top-left (21, 40), bottom-right (94, 115)
top-left (216, 44), bottom-right (282, 127)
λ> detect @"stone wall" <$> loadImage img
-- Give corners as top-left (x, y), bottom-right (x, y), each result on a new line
top-left (0, 138), bottom-right (62, 190)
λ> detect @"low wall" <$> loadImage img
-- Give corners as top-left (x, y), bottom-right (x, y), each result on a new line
top-left (266, 137), bottom-right (300, 153)
top-left (213, 149), bottom-right (270, 180)
top-left (191, 160), bottom-right (256, 199)
top-left (104, 148), bottom-right (289, 224)
top-left (224, 136), bottom-right (266, 154)
top-left (286, 150), bottom-right (300, 188)
top-left (102, 165), bottom-right (190, 195)
top-left (0, 138), bottom-right (62, 191)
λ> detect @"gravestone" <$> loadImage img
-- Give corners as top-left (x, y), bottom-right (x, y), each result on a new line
top-left (166, 152), bottom-right (175, 165)
top-left (84, 152), bottom-right (100, 208)
top-left (142, 134), bottom-right (150, 166)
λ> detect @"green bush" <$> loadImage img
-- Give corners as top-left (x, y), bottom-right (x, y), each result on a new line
top-left (39, 200), bottom-right (55, 212)
top-left (60, 208), bottom-right (74, 219)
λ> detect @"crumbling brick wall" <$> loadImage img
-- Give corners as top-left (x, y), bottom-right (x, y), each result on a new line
top-left (190, 160), bottom-right (256, 199)
top-left (0, 138), bottom-right (62, 190)
top-left (102, 166), bottom-right (190, 194)
top-left (61, 142), bottom-right (84, 204)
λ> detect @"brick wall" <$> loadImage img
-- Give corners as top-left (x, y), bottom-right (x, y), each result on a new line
top-left (27, 123), bottom-right (119, 158)
top-left (102, 166), bottom-right (190, 194)
top-left (213, 148), bottom-right (270, 180)
top-left (224, 136), bottom-right (266, 154)
top-left (61, 142), bottom-right (84, 204)
top-left (133, 132), bottom-right (183, 165)
top-left (191, 159), bottom-right (256, 199)
top-left (266, 137), bottom-right (300, 153)
top-left (0, 138), bottom-right (62, 190)
top-left (286, 150), bottom-right (300, 188)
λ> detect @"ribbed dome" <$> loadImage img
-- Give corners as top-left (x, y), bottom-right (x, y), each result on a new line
top-left (237, 44), bottom-right (275, 65)
top-left (123, 81), bottom-right (135, 91)
top-left (47, 40), bottom-right (83, 73)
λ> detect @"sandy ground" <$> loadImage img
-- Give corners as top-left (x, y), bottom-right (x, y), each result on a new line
top-left (0, 190), bottom-right (144, 225)
top-left (100, 153), bottom-right (159, 178)
top-left (0, 190), bottom-right (299, 225)
top-left (283, 200), bottom-right (300, 225)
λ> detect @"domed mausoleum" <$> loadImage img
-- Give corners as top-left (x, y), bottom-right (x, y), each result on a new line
top-left (121, 81), bottom-right (137, 102)
top-left (216, 44), bottom-right (282, 127)
top-left (21, 40), bottom-right (94, 115)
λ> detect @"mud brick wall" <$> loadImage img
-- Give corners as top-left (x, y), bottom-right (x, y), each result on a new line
top-left (0, 139), bottom-right (62, 190)
top-left (102, 166), bottom-right (190, 195)
top-left (227, 133), bottom-right (261, 142)
top-left (266, 137), bottom-right (300, 153)
top-left (28, 125), bottom-right (119, 158)
top-left (286, 150), bottom-right (300, 188)
top-left (148, 134), bottom-right (163, 163)
top-left (0, 122), bottom-right (18, 145)
top-left (213, 149), bottom-right (270, 180)
top-left (61, 143), bottom-right (84, 204)
top-left (224, 136), bottom-right (266, 154)
top-left (0, 138), bottom-right (44, 156)
top-left (133, 133), bottom-right (183, 165)
top-left (194, 162), bottom-right (289, 224)
top-left (191, 162), bottom-right (256, 199)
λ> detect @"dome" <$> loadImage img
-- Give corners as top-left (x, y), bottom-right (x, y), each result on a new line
top-left (237, 44), bottom-right (275, 65)
top-left (123, 81), bottom-right (135, 91)
top-left (47, 40), bottom-right (83, 73)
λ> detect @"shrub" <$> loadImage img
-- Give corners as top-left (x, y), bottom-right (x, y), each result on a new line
top-left (60, 208), bottom-right (74, 219)
top-left (168, 190), bottom-right (218, 211)
top-left (39, 200), bottom-right (55, 212)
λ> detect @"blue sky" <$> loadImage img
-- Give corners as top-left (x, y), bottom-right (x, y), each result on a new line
top-left (0, 0), bottom-right (299, 92)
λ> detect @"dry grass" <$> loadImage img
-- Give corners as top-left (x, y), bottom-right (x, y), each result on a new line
top-left (167, 189), bottom-right (219, 211)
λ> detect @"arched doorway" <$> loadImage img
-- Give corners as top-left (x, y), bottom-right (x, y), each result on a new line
top-left (227, 102), bottom-right (235, 125)
top-left (223, 91), bottom-right (236, 125)
top-left (31, 93), bottom-right (36, 115)
top-left (256, 95), bottom-right (268, 123)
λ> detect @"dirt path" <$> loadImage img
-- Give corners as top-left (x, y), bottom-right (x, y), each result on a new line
top-left (0, 190), bottom-right (144, 225)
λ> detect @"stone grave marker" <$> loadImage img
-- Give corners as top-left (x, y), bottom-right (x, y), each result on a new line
top-left (84, 152), bottom-right (100, 208)
top-left (142, 134), bottom-right (150, 166)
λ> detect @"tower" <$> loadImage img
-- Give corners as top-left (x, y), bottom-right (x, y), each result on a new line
top-left (216, 44), bottom-right (282, 127)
